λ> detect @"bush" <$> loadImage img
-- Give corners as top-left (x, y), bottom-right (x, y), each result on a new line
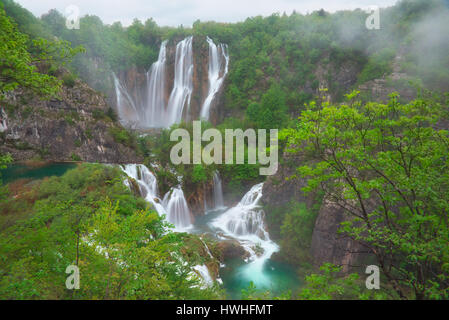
top-left (62, 73), bottom-right (76, 88)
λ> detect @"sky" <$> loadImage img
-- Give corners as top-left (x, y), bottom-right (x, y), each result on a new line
top-left (14, 0), bottom-right (399, 27)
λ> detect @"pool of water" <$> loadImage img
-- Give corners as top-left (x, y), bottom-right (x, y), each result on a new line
top-left (1, 162), bottom-right (77, 184)
top-left (220, 258), bottom-right (300, 299)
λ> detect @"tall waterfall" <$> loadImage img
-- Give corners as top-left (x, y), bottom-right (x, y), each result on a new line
top-left (145, 40), bottom-right (168, 126)
top-left (166, 36), bottom-right (194, 125)
top-left (200, 37), bottom-right (230, 120)
top-left (113, 37), bottom-right (193, 128)
top-left (213, 171), bottom-right (225, 209)
top-left (121, 164), bottom-right (193, 230)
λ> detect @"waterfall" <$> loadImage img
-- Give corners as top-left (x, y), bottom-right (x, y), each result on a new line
top-left (193, 265), bottom-right (214, 288)
top-left (200, 37), bottom-right (230, 120)
top-left (166, 36), bottom-right (194, 125)
top-left (114, 36), bottom-right (228, 127)
top-left (113, 37), bottom-right (193, 128)
top-left (121, 164), bottom-right (167, 216)
top-left (162, 187), bottom-right (193, 229)
top-left (212, 183), bottom-right (268, 240)
top-left (212, 183), bottom-right (278, 262)
top-left (145, 40), bottom-right (168, 127)
top-left (213, 171), bottom-right (225, 209)
top-left (121, 164), bottom-right (192, 230)
top-left (0, 108), bottom-right (8, 133)
top-left (211, 183), bottom-right (279, 288)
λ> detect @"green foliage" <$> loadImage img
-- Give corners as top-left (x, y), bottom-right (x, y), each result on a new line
top-left (357, 48), bottom-right (396, 84)
top-left (279, 203), bottom-right (318, 267)
top-left (62, 73), bottom-right (77, 88)
top-left (246, 84), bottom-right (288, 129)
top-left (108, 126), bottom-right (136, 148)
top-left (298, 263), bottom-right (386, 300)
top-left (285, 92), bottom-right (449, 299)
top-left (0, 164), bottom-right (223, 299)
top-left (0, 3), bottom-right (60, 98)
top-left (192, 165), bottom-right (208, 183)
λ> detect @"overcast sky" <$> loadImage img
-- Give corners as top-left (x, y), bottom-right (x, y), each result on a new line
top-left (14, 0), bottom-right (399, 27)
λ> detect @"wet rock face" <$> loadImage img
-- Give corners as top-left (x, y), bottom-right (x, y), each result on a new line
top-left (310, 197), bottom-right (366, 273)
top-left (0, 80), bottom-right (142, 163)
top-left (216, 239), bottom-right (249, 262)
top-left (261, 150), bottom-right (316, 209)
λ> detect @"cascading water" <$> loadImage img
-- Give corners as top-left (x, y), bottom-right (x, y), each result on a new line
top-left (211, 183), bottom-right (279, 288)
top-left (200, 37), bottom-right (230, 120)
top-left (213, 171), bottom-right (225, 209)
top-left (163, 187), bottom-right (193, 229)
top-left (145, 40), bottom-right (168, 126)
top-left (121, 164), bottom-right (192, 230)
top-left (121, 164), bottom-right (167, 216)
top-left (166, 36), bottom-right (194, 125)
top-left (113, 37), bottom-right (194, 128)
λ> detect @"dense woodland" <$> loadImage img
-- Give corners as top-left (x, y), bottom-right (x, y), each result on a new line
top-left (0, 0), bottom-right (449, 300)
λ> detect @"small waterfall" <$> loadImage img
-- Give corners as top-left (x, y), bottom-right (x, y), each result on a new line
top-left (166, 36), bottom-right (194, 125)
top-left (121, 164), bottom-right (192, 230)
top-left (213, 171), bottom-right (225, 209)
top-left (145, 40), bottom-right (168, 127)
top-left (162, 187), bottom-right (193, 229)
top-left (0, 108), bottom-right (8, 133)
top-left (193, 265), bottom-right (214, 288)
top-left (200, 37), bottom-right (229, 120)
top-left (212, 183), bottom-right (279, 288)
top-left (212, 183), bottom-right (278, 263)
top-left (121, 164), bottom-right (167, 216)
top-left (213, 183), bottom-right (268, 239)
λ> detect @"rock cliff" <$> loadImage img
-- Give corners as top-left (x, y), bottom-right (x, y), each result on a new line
top-left (0, 78), bottom-right (142, 163)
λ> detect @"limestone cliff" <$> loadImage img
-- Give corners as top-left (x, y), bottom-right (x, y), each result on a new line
top-left (0, 79), bottom-right (142, 163)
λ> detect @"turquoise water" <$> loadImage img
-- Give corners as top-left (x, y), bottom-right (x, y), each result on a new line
top-left (220, 258), bottom-right (300, 299)
top-left (1, 163), bottom-right (77, 184)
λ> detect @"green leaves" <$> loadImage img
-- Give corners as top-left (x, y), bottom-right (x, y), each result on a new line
top-left (285, 94), bottom-right (449, 299)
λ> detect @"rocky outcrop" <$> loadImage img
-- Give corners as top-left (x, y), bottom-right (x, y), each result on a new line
top-left (310, 197), bottom-right (367, 273)
top-left (216, 240), bottom-right (249, 262)
top-left (358, 48), bottom-right (416, 102)
top-left (0, 79), bottom-right (142, 163)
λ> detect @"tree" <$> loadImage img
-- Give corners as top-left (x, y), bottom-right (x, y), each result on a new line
top-left (0, 3), bottom-right (60, 98)
top-left (246, 84), bottom-right (288, 129)
top-left (285, 92), bottom-right (449, 299)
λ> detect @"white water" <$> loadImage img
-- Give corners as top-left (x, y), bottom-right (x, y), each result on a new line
top-left (193, 264), bottom-right (214, 288)
top-left (200, 37), bottom-right (230, 120)
top-left (0, 108), bottom-right (7, 133)
top-left (121, 164), bottom-right (192, 231)
top-left (121, 164), bottom-right (167, 216)
top-left (166, 36), bottom-right (194, 125)
top-left (145, 40), bottom-right (168, 126)
top-left (162, 187), bottom-right (193, 229)
top-left (213, 171), bottom-right (225, 209)
top-left (114, 37), bottom-right (194, 128)
top-left (211, 183), bottom-right (279, 285)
